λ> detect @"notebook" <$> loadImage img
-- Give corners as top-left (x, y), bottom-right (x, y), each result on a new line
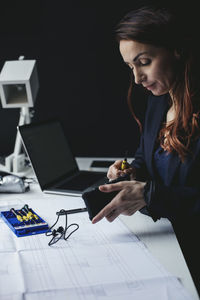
top-left (18, 120), bottom-right (107, 196)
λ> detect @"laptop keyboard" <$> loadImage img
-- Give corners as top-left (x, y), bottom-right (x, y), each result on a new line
top-left (57, 172), bottom-right (106, 191)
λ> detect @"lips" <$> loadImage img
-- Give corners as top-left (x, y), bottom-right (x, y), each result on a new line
top-left (143, 83), bottom-right (155, 90)
top-left (144, 83), bottom-right (154, 88)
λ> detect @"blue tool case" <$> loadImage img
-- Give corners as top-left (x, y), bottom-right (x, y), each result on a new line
top-left (1, 208), bottom-right (49, 237)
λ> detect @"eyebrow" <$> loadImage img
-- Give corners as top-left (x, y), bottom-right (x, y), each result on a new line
top-left (124, 52), bottom-right (149, 65)
top-left (133, 52), bottom-right (148, 62)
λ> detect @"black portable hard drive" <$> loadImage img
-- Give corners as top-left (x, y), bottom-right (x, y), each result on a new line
top-left (82, 174), bottom-right (130, 220)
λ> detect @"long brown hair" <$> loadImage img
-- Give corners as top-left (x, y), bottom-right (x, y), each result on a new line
top-left (115, 6), bottom-right (200, 161)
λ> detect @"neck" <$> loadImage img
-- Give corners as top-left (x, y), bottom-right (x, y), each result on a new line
top-left (167, 104), bottom-right (175, 123)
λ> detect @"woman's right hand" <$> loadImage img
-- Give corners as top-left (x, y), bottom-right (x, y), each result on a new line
top-left (107, 160), bottom-right (136, 180)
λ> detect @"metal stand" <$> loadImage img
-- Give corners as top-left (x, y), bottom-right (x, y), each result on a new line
top-left (0, 107), bottom-right (33, 176)
top-left (0, 56), bottom-right (39, 177)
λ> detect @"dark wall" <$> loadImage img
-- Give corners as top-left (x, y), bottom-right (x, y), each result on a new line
top-left (0, 0), bottom-right (192, 158)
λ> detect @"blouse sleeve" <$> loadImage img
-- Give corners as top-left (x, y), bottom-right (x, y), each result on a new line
top-left (144, 180), bottom-right (200, 222)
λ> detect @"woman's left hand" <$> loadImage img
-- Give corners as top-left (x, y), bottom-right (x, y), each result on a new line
top-left (92, 180), bottom-right (146, 224)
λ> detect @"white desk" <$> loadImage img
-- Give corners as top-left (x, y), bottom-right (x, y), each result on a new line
top-left (0, 157), bottom-right (199, 299)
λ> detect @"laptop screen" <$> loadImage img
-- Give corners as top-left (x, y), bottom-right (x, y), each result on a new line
top-left (18, 120), bottom-right (78, 188)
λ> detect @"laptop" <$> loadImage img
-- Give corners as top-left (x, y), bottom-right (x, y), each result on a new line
top-left (18, 120), bottom-right (107, 196)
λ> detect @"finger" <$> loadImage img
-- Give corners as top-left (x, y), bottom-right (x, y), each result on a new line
top-left (92, 201), bottom-right (117, 224)
top-left (107, 160), bottom-right (123, 179)
top-left (99, 184), bottom-right (117, 193)
top-left (114, 159), bottom-right (123, 168)
top-left (124, 167), bottom-right (133, 174)
top-left (116, 170), bottom-right (125, 177)
top-left (99, 181), bottom-right (129, 193)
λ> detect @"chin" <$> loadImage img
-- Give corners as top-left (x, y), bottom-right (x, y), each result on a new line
top-left (151, 90), bottom-right (167, 96)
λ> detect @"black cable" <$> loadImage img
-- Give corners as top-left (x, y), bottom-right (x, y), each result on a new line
top-left (63, 213), bottom-right (79, 241)
top-left (46, 209), bottom-right (79, 246)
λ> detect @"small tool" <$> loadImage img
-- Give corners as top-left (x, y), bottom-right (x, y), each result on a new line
top-left (29, 208), bottom-right (39, 220)
top-left (121, 150), bottom-right (130, 170)
top-left (21, 208), bottom-right (37, 224)
top-left (21, 207), bottom-right (33, 221)
top-left (56, 207), bottom-right (87, 216)
top-left (10, 208), bottom-right (25, 224)
top-left (23, 204), bottom-right (39, 221)
top-left (18, 210), bottom-right (29, 222)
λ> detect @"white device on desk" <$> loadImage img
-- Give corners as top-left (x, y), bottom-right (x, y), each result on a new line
top-left (0, 56), bottom-right (39, 176)
top-left (18, 119), bottom-right (107, 196)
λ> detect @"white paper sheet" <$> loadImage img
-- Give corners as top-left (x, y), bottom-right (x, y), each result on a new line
top-left (24, 278), bottom-right (189, 300)
top-left (0, 209), bottom-right (194, 300)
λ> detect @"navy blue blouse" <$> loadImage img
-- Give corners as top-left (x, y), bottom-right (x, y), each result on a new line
top-left (153, 145), bottom-right (171, 185)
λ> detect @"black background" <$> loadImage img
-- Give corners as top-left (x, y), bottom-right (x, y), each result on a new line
top-left (0, 0), bottom-right (197, 158)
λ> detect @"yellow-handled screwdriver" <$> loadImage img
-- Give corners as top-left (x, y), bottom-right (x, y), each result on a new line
top-left (121, 150), bottom-right (130, 170)
top-left (18, 210), bottom-right (29, 222)
top-left (22, 207), bottom-right (33, 220)
top-left (23, 205), bottom-right (39, 220)
top-left (10, 208), bottom-right (25, 224)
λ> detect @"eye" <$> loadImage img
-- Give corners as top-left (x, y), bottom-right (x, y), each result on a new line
top-left (139, 58), bottom-right (151, 66)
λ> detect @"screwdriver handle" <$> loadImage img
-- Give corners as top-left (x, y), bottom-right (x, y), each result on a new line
top-left (30, 209), bottom-right (39, 220)
top-left (121, 158), bottom-right (130, 170)
top-left (22, 208), bottom-right (32, 219)
top-left (18, 210), bottom-right (29, 222)
top-left (10, 208), bottom-right (24, 223)
top-left (23, 205), bottom-right (39, 220)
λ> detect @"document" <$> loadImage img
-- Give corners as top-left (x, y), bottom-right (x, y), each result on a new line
top-left (0, 210), bottom-right (194, 300)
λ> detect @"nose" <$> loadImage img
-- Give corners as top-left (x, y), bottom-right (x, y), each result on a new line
top-left (133, 68), bottom-right (146, 85)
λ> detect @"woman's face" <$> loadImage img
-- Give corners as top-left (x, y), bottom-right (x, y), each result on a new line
top-left (119, 40), bottom-right (178, 96)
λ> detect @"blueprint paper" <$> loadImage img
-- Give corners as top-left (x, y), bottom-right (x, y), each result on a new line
top-left (0, 206), bottom-right (194, 300)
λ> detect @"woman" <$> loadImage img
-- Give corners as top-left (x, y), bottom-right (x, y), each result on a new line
top-left (92, 5), bottom-right (200, 294)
